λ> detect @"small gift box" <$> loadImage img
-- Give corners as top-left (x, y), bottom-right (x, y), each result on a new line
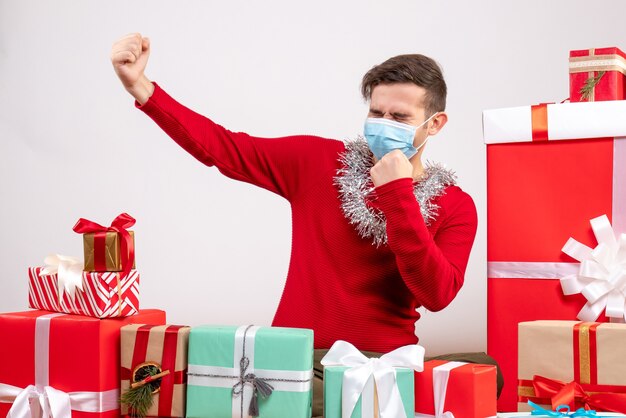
top-left (482, 99), bottom-right (626, 411)
top-left (414, 360), bottom-right (497, 418)
top-left (186, 325), bottom-right (314, 418)
top-left (517, 320), bottom-right (626, 413)
top-left (73, 213), bottom-right (136, 272)
top-left (120, 324), bottom-right (191, 417)
top-left (569, 47), bottom-right (626, 102)
top-left (28, 256), bottom-right (140, 318)
top-left (0, 309), bottom-right (166, 418)
top-left (321, 340), bottom-right (423, 418)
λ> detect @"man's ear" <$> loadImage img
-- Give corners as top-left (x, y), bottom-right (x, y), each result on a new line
top-left (428, 112), bottom-right (448, 136)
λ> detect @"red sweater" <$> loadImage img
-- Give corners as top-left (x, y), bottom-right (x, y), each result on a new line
top-left (138, 84), bottom-right (478, 353)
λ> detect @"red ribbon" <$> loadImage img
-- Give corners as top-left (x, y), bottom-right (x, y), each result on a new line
top-left (531, 103), bottom-right (549, 142)
top-left (72, 213), bottom-right (135, 281)
top-left (121, 325), bottom-right (188, 416)
top-left (532, 375), bottom-right (626, 413)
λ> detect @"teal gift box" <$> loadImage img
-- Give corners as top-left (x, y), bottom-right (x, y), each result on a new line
top-left (186, 325), bottom-right (314, 418)
top-left (323, 366), bottom-right (414, 418)
top-left (321, 340), bottom-right (423, 418)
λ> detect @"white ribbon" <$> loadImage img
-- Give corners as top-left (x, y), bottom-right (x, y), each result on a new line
top-left (0, 313), bottom-right (119, 418)
top-left (39, 254), bottom-right (84, 300)
top-left (321, 340), bottom-right (425, 418)
top-left (560, 214), bottom-right (626, 322)
top-left (414, 361), bottom-right (466, 418)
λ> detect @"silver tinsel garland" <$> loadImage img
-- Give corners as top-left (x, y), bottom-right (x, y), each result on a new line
top-left (334, 137), bottom-right (457, 247)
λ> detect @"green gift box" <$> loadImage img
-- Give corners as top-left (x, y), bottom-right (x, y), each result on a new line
top-left (321, 340), bottom-right (422, 418)
top-left (323, 367), bottom-right (414, 418)
top-left (187, 325), bottom-right (314, 418)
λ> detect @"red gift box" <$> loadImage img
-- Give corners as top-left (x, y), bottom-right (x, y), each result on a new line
top-left (569, 47), bottom-right (626, 102)
top-left (28, 267), bottom-right (140, 318)
top-left (0, 309), bottom-right (166, 418)
top-left (414, 360), bottom-right (497, 418)
top-left (483, 101), bottom-right (626, 411)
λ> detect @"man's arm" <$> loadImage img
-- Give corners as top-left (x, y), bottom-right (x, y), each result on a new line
top-left (376, 179), bottom-right (478, 311)
top-left (110, 34), bottom-right (329, 200)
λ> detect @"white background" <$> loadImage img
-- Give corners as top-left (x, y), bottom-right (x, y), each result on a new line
top-left (1, 0), bottom-right (625, 355)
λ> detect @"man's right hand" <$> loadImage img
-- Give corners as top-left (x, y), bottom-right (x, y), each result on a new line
top-left (110, 33), bottom-right (154, 104)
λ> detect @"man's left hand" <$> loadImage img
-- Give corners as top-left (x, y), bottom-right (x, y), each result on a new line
top-left (370, 150), bottom-right (413, 187)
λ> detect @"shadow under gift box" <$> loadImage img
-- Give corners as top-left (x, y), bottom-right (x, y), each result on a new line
top-left (483, 100), bottom-right (626, 411)
top-left (0, 309), bottom-right (166, 418)
top-left (186, 325), bottom-right (313, 418)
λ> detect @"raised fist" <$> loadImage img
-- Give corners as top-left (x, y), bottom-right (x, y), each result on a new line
top-left (110, 33), bottom-right (153, 103)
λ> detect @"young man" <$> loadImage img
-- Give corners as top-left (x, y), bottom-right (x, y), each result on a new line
top-left (111, 33), bottom-right (499, 415)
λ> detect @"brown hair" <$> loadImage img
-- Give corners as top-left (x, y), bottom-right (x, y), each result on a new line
top-left (361, 54), bottom-right (447, 116)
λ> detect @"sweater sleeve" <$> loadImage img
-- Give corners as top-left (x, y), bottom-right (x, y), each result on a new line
top-left (136, 83), bottom-right (326, 200)
top-left (375, 177), bottom-right (478, 311)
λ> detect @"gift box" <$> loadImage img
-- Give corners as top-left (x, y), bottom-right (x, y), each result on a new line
top-left (186, 325), bottom-right (313, 418)
top-left (73, 213), bottom-right (136, 272)
top-left (0, 309), bottom-right (166, 418)
top-left (414, 360), bottom-right (497, 418)
top-left (483, 100), bottom-right (626, 411)
top-left (517, 321), bottom-right (626, 413)
top-left (28, 266), bottom-right (140, 318)
top-left (322, 340), bottom-right (423, 418)
top-left (569, 47), bottom-right (626, 102)
top-left (120, 324), bottom-right (190, 417)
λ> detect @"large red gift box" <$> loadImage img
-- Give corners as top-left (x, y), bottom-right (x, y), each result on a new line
top-left (28, 267), bottom-right (140, 318)
top-left (414, 360), bottom-right (497, 418)
top-left (483, 100), bottom-right (626, 411)
top-left (569, 47), bottom-right (626, 102)
top-left (0, 309), bottom-right (166, 418)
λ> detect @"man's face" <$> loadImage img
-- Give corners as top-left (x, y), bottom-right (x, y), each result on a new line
top-left (367, 82), bottom-right (430, 150)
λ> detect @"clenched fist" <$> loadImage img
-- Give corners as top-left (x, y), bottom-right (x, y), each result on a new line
top-left (370, 150), bottom-right (414, 187)
top-left (110, 33), bottom-right (154, 104)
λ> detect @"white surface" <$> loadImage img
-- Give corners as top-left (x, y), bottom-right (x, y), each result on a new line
top-left (2, 0), bottom-right (626, 356)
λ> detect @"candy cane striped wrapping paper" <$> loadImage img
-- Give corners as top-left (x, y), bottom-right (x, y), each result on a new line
top-left (28, 267), bottom-right (140, 318)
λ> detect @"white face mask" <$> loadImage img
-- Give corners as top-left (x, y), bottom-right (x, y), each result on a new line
top-left (364, 112), bottom-right (438, 159)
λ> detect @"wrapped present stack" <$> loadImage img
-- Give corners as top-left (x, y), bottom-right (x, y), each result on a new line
top-left (483, 46), bottom-right (626, 412)
top-left (0, 213), bottom-right (173, 418)
top-left (28, 213), bottom-right (140, 318)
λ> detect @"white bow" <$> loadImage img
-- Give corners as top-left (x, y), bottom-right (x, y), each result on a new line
top-left (40, 254), bottom-right (84, 300)
top-left (2, 384), bottom-right (71, 418)
top-left (321, 340), bottom-right (424, 418)
top-left (561, 215), bottom-right (626, 322)
top-left (0, 383), bottom-right (119, 418)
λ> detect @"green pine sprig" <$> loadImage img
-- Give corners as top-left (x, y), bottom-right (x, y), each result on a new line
top-left (579, 71), bottom-right (605, 101)
top-left (120, 365), bottom-right (161, 418)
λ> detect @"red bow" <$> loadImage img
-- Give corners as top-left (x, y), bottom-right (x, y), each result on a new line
top-left (73, 213), bottom-right (136, 281)
top-left (532, 375), bottom-right (626, 413)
